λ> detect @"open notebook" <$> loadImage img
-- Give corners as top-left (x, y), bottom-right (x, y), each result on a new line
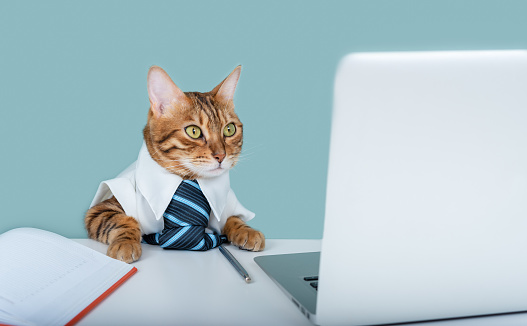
top-left (0, 228), bottom-right (136, 326)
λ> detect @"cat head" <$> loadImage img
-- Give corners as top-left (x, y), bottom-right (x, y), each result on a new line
top-left (143, 66), bottom-right (244, 180)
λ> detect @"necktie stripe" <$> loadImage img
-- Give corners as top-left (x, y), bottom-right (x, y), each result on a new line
top-left (163, 213), bottom-right (191, 227)
top-left (164, 206), bottom-right (207, 226)
top-left (174, 189), bottom-right (210, 213)
top-left (183, 179), bottom-right (201, 190)
top-left (168, 199), bottom-right (210, 222)
top-left (142, 180), bottom-right (226, 251)
top-left (163, 224), bottom-right (201, 248)
top-left (208, 233), bottom-right (217, 248)
top-left (172, 195), bottom-right (209, 218)
top-left (172, 227), bottom-right (202, 249)
top-left (190, 238), bottom-right (205, 250)
top-left (160, 227), bottom-right (188, 248)
top-left (161, 226), bottom-right (205, 249)
top-left (177, 182), bottom-right (210, 205)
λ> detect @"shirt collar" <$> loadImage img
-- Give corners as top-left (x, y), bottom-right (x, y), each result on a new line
top-left (135, 142), bottom-right (230, 222)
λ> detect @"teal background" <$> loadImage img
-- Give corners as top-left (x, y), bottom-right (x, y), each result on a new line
top-left (1, 1), bottom-right (526, 239)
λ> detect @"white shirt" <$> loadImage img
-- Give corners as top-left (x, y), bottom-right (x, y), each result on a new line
top-left (90, 142), bottom-right (255, 235)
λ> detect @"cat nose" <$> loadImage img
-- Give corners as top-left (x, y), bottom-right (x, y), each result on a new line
top-left (213, 153), bottom-right (226, 163)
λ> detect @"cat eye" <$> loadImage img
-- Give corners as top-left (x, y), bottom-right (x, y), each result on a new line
top-left (223, 123), bottom-right (236, 137)
top-left (185, 125), bottom-right (202, 139)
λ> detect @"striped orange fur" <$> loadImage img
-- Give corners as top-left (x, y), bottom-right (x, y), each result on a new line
top-left (85, 66), bottom-right (264, 263)
top-left (85, 197), bottom-right (142, 263)
top-left (223, 216), bottom-right (265, 251)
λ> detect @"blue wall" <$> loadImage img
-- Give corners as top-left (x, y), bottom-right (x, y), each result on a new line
top-left (1, 0), bottom-right (526, 239)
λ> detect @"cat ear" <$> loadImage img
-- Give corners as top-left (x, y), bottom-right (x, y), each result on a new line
top-left (147, 66), bottom-right (189, 117)
top-left (212, 65), bottom-right (241, 102)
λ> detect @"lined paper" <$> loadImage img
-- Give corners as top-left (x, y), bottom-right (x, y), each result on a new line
top-left (0, 228), bottom-right (135, 326)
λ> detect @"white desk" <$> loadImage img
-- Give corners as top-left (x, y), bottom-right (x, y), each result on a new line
top-left (75, 239), bottom-right (527, 326)
top-left (74, 239), bottom-right (320, 326)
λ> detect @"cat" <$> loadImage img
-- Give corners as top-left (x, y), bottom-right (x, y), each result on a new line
top-left (85, 65), bottom-right (264, 263)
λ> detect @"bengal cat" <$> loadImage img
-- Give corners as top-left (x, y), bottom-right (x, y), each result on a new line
top-left (85, 66), bottom-right (264, 263)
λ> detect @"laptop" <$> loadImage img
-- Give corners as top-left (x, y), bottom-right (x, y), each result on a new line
top-left (255, 50), bottom-right (527, 326)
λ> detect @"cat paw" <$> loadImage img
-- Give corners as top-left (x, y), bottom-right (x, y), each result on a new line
top-left (230, 229), bottom-right (265, 252)
top-left (107, 240), bottom-right (142, 263)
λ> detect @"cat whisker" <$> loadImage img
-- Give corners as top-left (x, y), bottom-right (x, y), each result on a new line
top-left (236, 145), bottom-right (262, 161)
top-left (147, 145), bottom-right (205, 178)
top-left (233, 154), bottom-right (253, 163)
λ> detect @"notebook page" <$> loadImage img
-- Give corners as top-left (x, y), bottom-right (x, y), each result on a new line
top-left (0, 309), bottom-right (35, 326)
top-left (0, 228), bottom-right (134, 326)
top-left (0, 234), bottom-right (90, 306)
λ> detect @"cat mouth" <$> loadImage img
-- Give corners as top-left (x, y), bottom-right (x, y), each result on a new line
top-left (201, 168), bottom-right (225, 178)
top-left (202, 164), bottom-right (227, 177)
top-left (209, 166), bottom-right (225, 173)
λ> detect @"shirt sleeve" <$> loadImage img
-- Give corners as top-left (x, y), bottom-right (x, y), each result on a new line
top-left (90, 162), bottom-right (138, 217)
top-left (208, 189), bottom-right (255, 234)
top-left (223, 189), bottom-right (255, 222)
top-left (90, 178), bottom-right (137, 218)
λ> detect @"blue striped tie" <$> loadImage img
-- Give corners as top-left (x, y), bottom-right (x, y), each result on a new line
top-left (142, 180), bottom-right (227, 250)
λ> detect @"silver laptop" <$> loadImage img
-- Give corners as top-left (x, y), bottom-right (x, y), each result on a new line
top-left (255, 50), bottom-right (527, 326)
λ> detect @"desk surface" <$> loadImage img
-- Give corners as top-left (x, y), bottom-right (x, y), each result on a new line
top-left (75, 239), bottom-right (320, 326)
top-left (75, 239), bottom-right (527, 326)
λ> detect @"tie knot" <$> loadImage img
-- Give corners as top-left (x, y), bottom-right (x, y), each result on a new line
top-left (142, 179), bottom-right (225, 251)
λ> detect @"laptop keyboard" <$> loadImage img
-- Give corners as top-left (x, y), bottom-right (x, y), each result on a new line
top-left (303, 276), bottom-right (319, 291)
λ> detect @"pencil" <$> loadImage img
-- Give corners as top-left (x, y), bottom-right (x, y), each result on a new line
top-left (219, 244), bottom-right (252, 283)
